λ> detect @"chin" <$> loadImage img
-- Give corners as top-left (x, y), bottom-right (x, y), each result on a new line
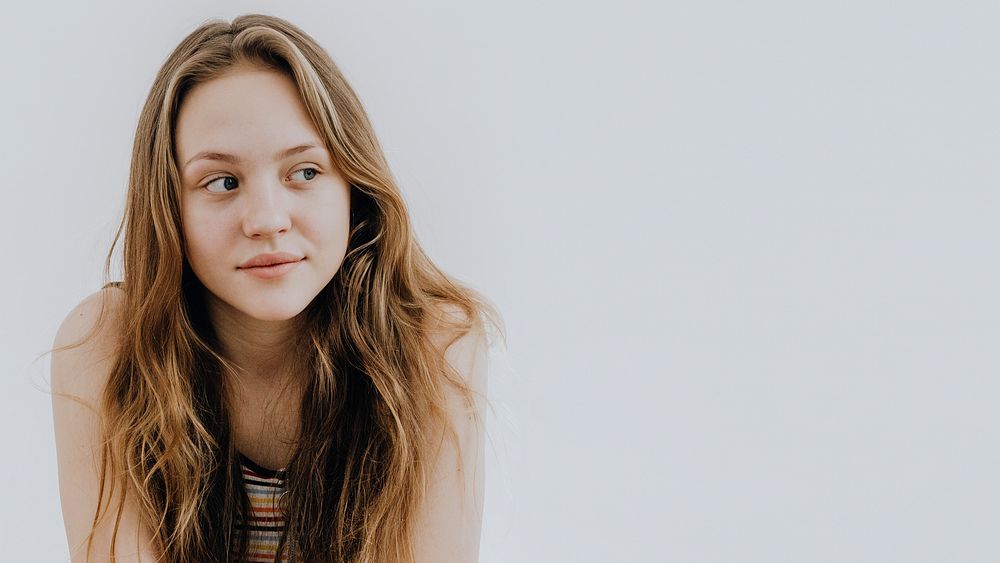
top-left (243, 302), bottom-right (309, 322)
top-left (202, 283), bottom-right (318, 324)
top-left (216, 291), bottom-right (309, 323)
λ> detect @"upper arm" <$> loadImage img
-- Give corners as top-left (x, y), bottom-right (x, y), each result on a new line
top-left (51, 287), bottom-right (160, 562)
top-left (412, 305), bottom-right (490, 563)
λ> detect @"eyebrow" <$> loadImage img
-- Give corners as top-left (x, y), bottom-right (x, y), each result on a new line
top-left (182, 142), bottom-right (325, 171)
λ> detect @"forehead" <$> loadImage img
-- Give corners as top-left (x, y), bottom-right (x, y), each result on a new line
top-left (174, 67), bottom-right (322, 162)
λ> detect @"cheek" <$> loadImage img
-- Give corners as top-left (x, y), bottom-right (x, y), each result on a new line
top-left (304, 186), bottom-right (352, 244)
top-left (328, 204), bottom-right (353, 253)
top-left (181, 208), bottom-right (229, 268)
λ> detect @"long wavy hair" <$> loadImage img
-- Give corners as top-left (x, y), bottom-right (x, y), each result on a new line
top-left (77, 13), bottom-right (502, 562)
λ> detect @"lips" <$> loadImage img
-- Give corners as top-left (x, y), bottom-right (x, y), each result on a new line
top-left (238, 252), bottom-right (304, 269)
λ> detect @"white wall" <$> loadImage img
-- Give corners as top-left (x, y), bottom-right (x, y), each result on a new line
top-left (2, 1), bottom-right (998, 561)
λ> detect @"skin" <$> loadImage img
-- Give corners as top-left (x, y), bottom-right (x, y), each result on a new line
top-left (51, 289), bottom-right (487, 562)
top-left (52, 63), bottom-right (486, 562)
top-left (175, 64), bottom-right (351, 381)
top-left (174, 65), bottom-right (352, 467)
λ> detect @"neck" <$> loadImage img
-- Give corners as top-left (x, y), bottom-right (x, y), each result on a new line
top-left (203, 289), bottom-right (306, 384)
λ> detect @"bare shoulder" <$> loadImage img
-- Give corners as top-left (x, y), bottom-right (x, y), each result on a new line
top-left (51, 285), bottom-right (126, 402)
top-left (413, 301), bottom-right (490, 562)
top-left (51, 286), bottom-right (158, 562)
top-left (426, 302), bottom-right (489, 388)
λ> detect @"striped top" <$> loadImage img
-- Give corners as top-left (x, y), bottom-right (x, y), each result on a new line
top-left (234, 453), bottom-right (291, 562)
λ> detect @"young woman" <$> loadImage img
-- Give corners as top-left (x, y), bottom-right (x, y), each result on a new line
top-left (50, 13), bottom-right (502, 563)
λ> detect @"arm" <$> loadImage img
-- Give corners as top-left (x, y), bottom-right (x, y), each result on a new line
top-left (51, 287), bottom-right (161, 562)
top-left (412, 311), bottom-right (490, 563)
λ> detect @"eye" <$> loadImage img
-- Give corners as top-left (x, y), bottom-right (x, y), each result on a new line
top-left (290, 167), bottom-right (320, 182)
top-left (204, 175), bottom-right (238, 193)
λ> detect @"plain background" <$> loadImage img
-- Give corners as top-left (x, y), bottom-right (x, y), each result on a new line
top-left (3, 1), bottom-right (998, 561)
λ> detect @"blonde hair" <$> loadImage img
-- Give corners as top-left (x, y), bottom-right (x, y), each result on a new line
top-left (78, 13), bottom-right (502, 562)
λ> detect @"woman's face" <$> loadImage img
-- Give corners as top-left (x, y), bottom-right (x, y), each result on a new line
top-left (174, 65), bottom-right (351, 322)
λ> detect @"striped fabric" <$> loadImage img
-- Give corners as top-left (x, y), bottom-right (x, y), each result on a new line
top-left (234, 453), bottom-right (291, 562)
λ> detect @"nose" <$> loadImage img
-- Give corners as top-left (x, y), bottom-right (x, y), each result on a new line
top-left (241, 181), bottom-right (291, 239)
